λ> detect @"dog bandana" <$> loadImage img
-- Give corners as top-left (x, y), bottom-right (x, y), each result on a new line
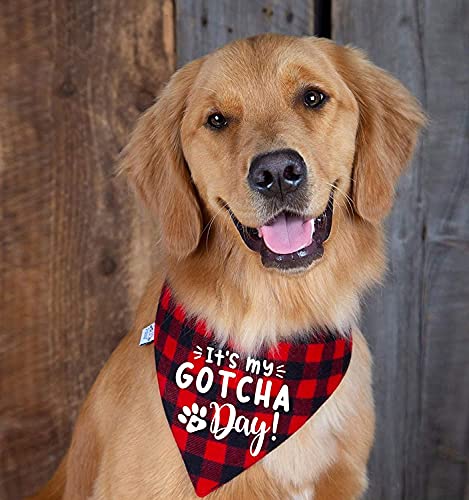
top-left (153, 284), bottom-right (352, 497)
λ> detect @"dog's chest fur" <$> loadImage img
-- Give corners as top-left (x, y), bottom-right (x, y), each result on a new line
top-left (262, 330), bottom-right (373, 496)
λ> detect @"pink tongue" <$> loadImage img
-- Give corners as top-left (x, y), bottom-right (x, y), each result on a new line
top-left (259, 213), bottom-right (313, 254)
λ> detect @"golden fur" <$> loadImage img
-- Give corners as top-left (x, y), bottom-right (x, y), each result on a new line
top-left (30, 35), bottom-right (424, 499)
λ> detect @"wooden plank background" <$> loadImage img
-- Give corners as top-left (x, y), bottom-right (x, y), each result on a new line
top-left (334, 1), bottom-right (469, 498)
top-left (0, 1), bottom-right (173, 498)
top-left (1, 1), bottom-right (467, 499)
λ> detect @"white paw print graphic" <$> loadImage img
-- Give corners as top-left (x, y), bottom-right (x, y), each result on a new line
top-left (178, 403), bottom-right (208, 433)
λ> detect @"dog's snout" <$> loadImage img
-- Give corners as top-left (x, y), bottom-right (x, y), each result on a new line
top-left (248, 149), bottom-right (307, 198)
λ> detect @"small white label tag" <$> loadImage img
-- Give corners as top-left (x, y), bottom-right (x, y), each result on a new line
top-left (140, 322), bottom-right (155, 345)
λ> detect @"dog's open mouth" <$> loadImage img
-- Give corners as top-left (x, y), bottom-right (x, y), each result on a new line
top-left (228, 190), bottom-right (334, 271)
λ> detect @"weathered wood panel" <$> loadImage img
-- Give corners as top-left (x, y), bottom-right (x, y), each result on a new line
top-left (0, 1), bottom-right (173, 499)
top-left (334, 1), bottom-right (469, 499)
top-left (417, 2), bottom-right (469, 497)
top-left (176, 0), bottom-right (315, 66)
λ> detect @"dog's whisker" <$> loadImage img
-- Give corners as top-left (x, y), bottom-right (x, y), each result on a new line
top-left (154, 236), bottom-right (163, 247)
top-left (201, 202), bottom-right (229, 236)
top-left (203, 202), bottom-right (230, 251)
top-left (322, 181), bottom-right (355, 218)
top-left (206, 210), bottom-right (231, 253)
top-left (324, 181), bottom-right (354, 208)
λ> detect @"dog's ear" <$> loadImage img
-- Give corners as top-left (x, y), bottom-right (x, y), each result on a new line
top-left (324, 42), bottom-right (426, 224)
top-left (120, 59), bottom-right (204, 257)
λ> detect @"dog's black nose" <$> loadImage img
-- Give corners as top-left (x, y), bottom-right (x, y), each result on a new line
top-left (248, 149), bottom-right (307, 198)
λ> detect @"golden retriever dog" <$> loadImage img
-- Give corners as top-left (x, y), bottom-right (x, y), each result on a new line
top-left (30, 34), bottom-right (424, 500)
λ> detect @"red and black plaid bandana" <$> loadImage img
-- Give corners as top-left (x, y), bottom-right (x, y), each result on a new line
top-left (154, 284), bottom-right (352, 497)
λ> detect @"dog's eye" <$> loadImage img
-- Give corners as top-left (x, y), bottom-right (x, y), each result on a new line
top-left (303, 89), bottom-right (327, 109)
top-left (207, 113), bottom-right (228, 129)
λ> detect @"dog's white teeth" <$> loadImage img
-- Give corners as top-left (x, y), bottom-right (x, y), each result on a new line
top-left (314, 212), bottom-right (324, 225)
top-left (311, 219), bottom-right (315, 237)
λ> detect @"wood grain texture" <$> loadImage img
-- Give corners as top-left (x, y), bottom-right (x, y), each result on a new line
top-left (176, 0), bottom-right (315, 66)
top-left (333, 1), bottom-right (469, 499)
top-left (0, 1), bottom-right (173, 499)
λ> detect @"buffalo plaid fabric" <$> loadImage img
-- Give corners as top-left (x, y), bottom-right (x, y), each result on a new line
top-left (154, 284), bottom-right (352, 497)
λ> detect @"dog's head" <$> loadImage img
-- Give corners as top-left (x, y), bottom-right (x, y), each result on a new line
top-left (121, 35), bottom-right (424, 275)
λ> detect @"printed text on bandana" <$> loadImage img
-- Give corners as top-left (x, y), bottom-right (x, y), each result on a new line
top-left (175, 344), bottom-right (290, 456)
